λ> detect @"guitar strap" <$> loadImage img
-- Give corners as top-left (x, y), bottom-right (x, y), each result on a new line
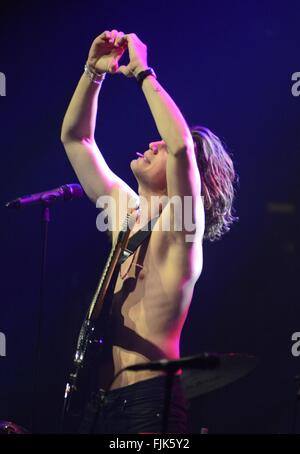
top-left (118, 215), bottom-right (160, 265)
top-left (98, 215), bottom-right (160, 324)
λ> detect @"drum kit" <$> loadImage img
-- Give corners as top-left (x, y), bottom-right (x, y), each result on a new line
top-left (182, 352), bottom-right (259, 399)
top-left (0, 352), bottom-right (258, 434)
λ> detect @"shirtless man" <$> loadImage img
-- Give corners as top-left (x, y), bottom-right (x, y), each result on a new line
top-left (61, 30), bottom-right (236, 434)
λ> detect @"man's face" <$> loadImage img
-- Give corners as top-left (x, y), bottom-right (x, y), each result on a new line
top-left (130, 140), bottom-right (168, 193)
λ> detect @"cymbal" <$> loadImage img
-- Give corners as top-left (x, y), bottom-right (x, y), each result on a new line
top-left (181, 353), bottom-right (259, 399)
top-left (0, 421), bottom-right (29, 434)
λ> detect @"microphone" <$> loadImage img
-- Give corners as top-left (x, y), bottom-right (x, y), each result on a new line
top-left (5, 184), bottom-right (84, 209)
top-left (124, 353), bottom-right (220, 373)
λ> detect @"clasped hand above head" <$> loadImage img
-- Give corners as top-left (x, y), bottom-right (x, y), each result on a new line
top-left (87, 29), bottom-right (148, 77)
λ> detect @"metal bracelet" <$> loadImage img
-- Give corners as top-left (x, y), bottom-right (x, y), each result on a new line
top-left (84, 62), bottom-right (106, 84)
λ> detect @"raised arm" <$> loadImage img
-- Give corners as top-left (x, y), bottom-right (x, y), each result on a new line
top-left (118, 34), bottom-right (203, 239)
top-left (61, 30), bottom-right (137, 209)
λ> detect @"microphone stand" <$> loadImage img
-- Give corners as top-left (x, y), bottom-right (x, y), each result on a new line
top-left (160, 362), bottom-right (191, 434)
top-left (5, 184), bottom-right (83, 433)
top-left (162, 369), bottom-right (177, 434)
top-left (153, 357), bottom-right (219, 434)
top-left (106, 354), bottom-right (220, 435)
top-left (31, 200), bottom-right (51, 433)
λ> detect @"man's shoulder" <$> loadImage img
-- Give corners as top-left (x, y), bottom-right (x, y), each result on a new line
top-left (151, 201), bottom-right (204, 248)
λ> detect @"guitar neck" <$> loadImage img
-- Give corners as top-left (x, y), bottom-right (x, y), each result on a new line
top-left (87, 214), bottom-right (134, 321)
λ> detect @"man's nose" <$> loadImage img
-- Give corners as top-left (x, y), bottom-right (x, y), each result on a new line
top-left (149, 143), bottom-right (159, 154)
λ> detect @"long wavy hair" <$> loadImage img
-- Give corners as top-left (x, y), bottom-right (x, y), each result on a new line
top-left (190, 125), bottom-right (238, 241)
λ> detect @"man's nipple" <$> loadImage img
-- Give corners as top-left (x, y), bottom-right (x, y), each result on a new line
top-left (138, 269), bottom-right (145, 280)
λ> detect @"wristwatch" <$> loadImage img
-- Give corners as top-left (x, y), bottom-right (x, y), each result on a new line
top-left (136, 67), bottom-right (157, 87)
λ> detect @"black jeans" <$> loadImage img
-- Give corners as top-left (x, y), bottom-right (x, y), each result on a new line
top-left (78, 375), bottom-right (188, 434)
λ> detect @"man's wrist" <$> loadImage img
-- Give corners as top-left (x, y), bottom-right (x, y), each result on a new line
top-left (86, 59), bottom-right (107, 75)
top-left (84, 61), bottom-right (106, 84)
top-left (135, 67), bottom-right (157, 87)
top-left (133, 64), bottom-right (148, 78)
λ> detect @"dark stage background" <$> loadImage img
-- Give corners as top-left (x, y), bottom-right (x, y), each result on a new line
top-left (0, 0), bottom-right (299, 434)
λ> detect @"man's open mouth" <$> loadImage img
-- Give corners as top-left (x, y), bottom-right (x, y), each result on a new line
top-left (136, 152), bottom-right (150, 163)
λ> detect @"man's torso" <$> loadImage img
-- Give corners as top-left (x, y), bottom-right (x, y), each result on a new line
top-left (98, 207), bottom-right (203, 390)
